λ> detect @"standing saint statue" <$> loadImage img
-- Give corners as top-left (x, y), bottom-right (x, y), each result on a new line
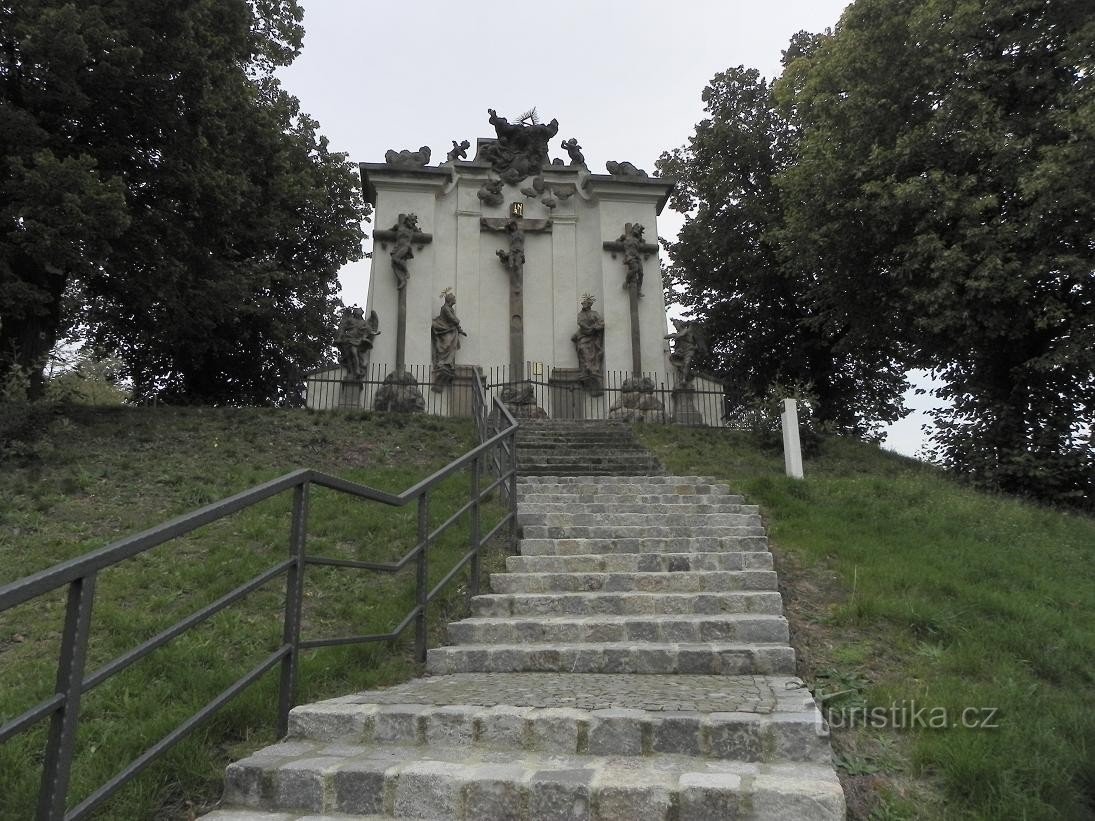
top-left (430, 289), bottom-right (466, 389)
top-left (336, 305), bottom-right (380, 381)
top-left (665, 322), bottom-right (708, 384)
top-left (572, 294), bottom-right (605, 391)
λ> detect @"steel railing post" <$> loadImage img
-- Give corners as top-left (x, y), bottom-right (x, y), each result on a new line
top-left (469, 457), bottom-right (481, 597)
top-left (38, 573), bottom-right (96, 821)
top-left (508, 427), bottom-right (518, 551)
top-left (278, 481), bottom-right (309, 737)
top-left (414, 491), bottom-right (429, 663)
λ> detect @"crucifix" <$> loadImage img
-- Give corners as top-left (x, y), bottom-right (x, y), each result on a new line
top-left (603, 222), bottom-right (658, 375)
top-left (374, 213), bottom-right (432, 370)
top-left (481, 205), bottom-right (552, 381)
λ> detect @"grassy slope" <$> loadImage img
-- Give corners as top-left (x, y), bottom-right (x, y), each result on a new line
top-left (0, 406), bottom-right (508, 820)
top-left (636, 426), bottom-right (1095, 820)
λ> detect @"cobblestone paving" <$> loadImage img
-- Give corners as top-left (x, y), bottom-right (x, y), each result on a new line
top-left (334, 673), bottom-right (812, 713)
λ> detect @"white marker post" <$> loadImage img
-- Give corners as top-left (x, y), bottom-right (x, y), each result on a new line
top-left (781, 398), bottom-right (804, 479)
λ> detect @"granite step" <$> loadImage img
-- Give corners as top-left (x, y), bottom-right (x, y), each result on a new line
top-left (517, 512), bottom-right (762, 528)
top-left (426, 641), bottom-right (795, 676)
top-left (517, 502), bottom-right (760, 514)
top-left (471, 591), bottom-right (784, 617)
top-left (517, 492), bottom-right (742, 505)
top-left (446, 614), bottom-right (790, 644)
top-left (521, 525), bottom-right (766, 539)
top-left (219, 740), bottom-right (844, 820)
top-left (284, 674), bottom-right (824, 762)
top-left (505, 551), bottom-right (774, 573)
top-left (489, 570), bottom-right (778, 594)
top-left (518, 475), bottom-right (723, 484)
top-left (518, 536), bottom-right (771, 555)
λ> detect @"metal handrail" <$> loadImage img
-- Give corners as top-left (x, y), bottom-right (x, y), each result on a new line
top-left (0, 399), bottom-right (519, 821)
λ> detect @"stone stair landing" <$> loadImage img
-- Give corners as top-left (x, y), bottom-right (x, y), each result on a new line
top-left (206, 425), bottom-right (844, 820)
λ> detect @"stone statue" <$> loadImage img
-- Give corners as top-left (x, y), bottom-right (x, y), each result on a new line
top-left (336, 305), bottom-right (380, 381)
top-left (666, 322), bottom-right (708, 384)
top-left (384, 146), bottom-right (432, 167)
top-left (561, 138), bottom-right (585, 166)
top-left (388, 213), bottom-right (421, 290)
top-left (431, 289), bottom-right (466, 386)
top-left (477, 107), bottom-right (560, 179)
top-left (477, 178), bottom-right (504, 207)
top-left (619, 223), bottom-right (648, 294)
top-left (572, 294), bottom-right (605, 389)
top-left (606, 160), bottom-right (649, 178)
top-left (495, 219), bottom-right (525, 278)
top-left (446, 139), bottom-right (470, 162)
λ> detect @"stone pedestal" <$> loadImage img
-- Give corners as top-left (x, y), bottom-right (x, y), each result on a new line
top-left (609, 375), bottom-right (666, 423)
top-left (501, 382), bottom-right (548, 419)
top-left (548, 368), bottom-right (586, 420)
top-left (373, 370), bottom-right (425, 413)
top-left (338, 379), bottom-right (364, 410)
top-left (449, 365), bottom-right (482, 418)
top-left (671, 384), bottom-right (705, 426)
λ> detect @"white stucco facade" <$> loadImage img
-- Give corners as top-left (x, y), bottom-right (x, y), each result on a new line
top-left (359, 155), bottom-right (676, 381)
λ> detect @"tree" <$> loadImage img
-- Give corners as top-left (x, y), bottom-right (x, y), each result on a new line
top-left (1, 0), bottom-right (369, 403)
top-left (657, 59), bottom-right (910, 438)
top-left (775, 0), bottom-right (1094, 505)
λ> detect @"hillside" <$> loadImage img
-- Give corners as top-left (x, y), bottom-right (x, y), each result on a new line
top-left (1, 407), bottom-right (1092, 820)
top-left (0, 405), bottom-right (507, 819)
top-left (636, 426), bottom-right (1095, 820)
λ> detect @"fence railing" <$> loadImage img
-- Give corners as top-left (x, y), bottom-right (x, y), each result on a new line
top-left (307, 362), bottom-right (734, 427)
top-left (0, 397), bottom-right (518, 821)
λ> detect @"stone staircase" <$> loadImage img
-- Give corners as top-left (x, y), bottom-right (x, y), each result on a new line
top-left (205, 423), bottom-right (844, 820)
top-left (516, 419), bottom-right (664, 476)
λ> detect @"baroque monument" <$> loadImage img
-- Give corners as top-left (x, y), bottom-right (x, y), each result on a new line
top-left (311, 108), bottom-right (722, 420)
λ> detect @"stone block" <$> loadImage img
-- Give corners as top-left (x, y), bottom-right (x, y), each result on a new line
top-left (529, 708), bottom-right (586, 753)
top-left (392, 760), bottom-right (466, 818)
top-left (372, 704), bottom-right (427, 744)
top-left (678, 771), bottom-right (744, 820)
top-left (651, 713), bottom-right (704, 756)
top-left (273, 756), bottom-right (340, 812)
top-left (424, 705), bottom-right (476, 746)
top-left (586, 709), bottom-right (646, 756)
top-left (476, 705), bottom-right (534, 749)
top-left (464, 764), bottom-right (527, 821)
top-left (332, 757), bottom-right (389, 814)
top-left (530, 768), bottom-right (595, 821)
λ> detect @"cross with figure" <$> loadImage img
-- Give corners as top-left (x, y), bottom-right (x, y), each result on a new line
top-left (603, 222), bottom-right (658, 375)
top-left (374, 213), bottom-right (432, 370)
top-left (481, 212), bottom-right (552, 380)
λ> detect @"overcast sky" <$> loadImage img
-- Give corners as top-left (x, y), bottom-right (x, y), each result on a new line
top-left (277, 0), bottom-right (936, 457)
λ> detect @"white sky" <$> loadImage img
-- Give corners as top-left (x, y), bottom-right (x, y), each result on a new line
top-left (277, 0), bottom-right (939, 456)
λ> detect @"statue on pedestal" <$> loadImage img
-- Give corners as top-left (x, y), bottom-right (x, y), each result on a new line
top-left (335, 306), bottom-right (379, 382)
top-left (666, 322), bottom-right (708, 385)
top-left (572, 294), bottom-right (604, 393)
top-left (430, 289), bottom-right (466, 390)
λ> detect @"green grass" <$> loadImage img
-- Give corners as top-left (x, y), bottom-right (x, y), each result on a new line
top-left (636, 426), bottom-right (1095, 821)
top-left (0, 405), bottom-right (509, 820)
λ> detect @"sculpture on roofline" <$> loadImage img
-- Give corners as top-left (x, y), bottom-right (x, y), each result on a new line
top-left (477, 107), bottom-right (559, 179)
top-left (447, 139), bottom-right (470, 162)
top-left (384, 145), bottom-right (432, 167)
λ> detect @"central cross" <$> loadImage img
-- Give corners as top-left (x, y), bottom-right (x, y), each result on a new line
top-left (374, 214), bottom-right (432, 371)
top-left (481, 210), bottom-right (552, 380)
top-left (603, 222), bottom-right (658, 376)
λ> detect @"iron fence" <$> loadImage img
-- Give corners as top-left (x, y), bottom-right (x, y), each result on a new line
top-left (0, 396), bottom-right (518, 821)
top-left (307, 362), bottom-right (734, 427)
